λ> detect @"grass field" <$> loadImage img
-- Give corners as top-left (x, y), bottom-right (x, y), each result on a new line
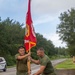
top-left (55, 58), bottom-right (75, 69)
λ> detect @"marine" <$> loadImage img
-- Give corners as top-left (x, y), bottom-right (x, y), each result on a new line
top-left (31, 47), bottom-right (56, 75)
top-left (15, 46), bottom-right (31, 75)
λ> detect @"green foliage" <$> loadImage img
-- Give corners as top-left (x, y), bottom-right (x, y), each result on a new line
top-left (0, 17), bottom-right (24, 65)
top-left (55, 47), bottom-right (68, 56)
top-left (31, 52), bottom-right (38, 60)
top-left (67, 45), bottom-right (75, 56)
top-left (36, 33), bottom-right (56, 56)
top-left (55, 58), bottom-right (75, 69)
top-left (5, 55), bottom-right (15, 66)
top-left (0, 17), bottom-right (67, 66)
top-left (57, 8), bottom-right (75, 56)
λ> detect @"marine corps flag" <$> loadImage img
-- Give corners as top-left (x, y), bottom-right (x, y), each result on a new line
top-left (24, 0), bottom-right (36, 52)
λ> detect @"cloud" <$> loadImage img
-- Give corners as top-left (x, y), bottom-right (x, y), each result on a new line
top-left (31, 0), bottom-right (75, 32)
top-left (32, 0), bottom-right (75, 15)
top-left (43, 33), bottom-right (66, 47)
top-left (0, 0), bottom-right (74, 47)
top-left (33, 15), bottom-right (57, 25)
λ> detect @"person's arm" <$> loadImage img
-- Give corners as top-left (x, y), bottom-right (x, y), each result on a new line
top-left (31, 58), bottom-right (40, 64)
top-left (17, 52), bottom-right (30, 60)
top-left (33, 57), bottom-right (48, 75)
top-left (33, 66), bottom-right (46, 75)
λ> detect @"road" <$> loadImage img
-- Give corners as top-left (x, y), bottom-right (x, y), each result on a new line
top-left (0, 59), bottom-right (66, 75)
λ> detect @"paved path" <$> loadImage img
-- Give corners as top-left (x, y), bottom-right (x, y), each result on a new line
top-left (0, 59), bottom-right (66, 75)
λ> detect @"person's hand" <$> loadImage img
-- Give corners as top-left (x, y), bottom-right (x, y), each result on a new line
top-left (28, 56), bottom-right (32, 61)
top-left (28, 71), bottom-right (31, 75)
top-left (27, 52), bottom-right (31, 56)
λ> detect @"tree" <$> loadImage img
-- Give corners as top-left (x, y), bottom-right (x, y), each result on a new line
top-left (0, 17), bottom-right (58, 66)
top-left (32, 33), bottom-right (56, 57)
top-left (55, 47), bottom-right (68, 56)
top-left (57, 8), bottom-right (75, 56)
top-left (0, 17), bottom-right (24, 65)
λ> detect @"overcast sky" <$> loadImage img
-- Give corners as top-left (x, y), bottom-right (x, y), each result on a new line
top-left (0, 0), bottom-right (75, 47)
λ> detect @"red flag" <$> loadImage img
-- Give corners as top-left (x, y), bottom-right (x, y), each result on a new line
top-left (24, 0), bottom-right (36, 52)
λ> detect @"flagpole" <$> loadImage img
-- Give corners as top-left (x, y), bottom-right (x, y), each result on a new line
top-left (25, 0), bottom-right (36, 74)
top-left (27, 42), bottom-right (31, 75)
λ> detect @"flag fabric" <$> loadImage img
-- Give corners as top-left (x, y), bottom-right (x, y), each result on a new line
top-left (24, 0), bottom-right (36, 52)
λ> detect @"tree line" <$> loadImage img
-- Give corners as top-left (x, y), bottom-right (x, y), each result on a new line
top-left (57, 8), bottom-right (75, 57)
top-left (0, 17), bottom-right (67, 66)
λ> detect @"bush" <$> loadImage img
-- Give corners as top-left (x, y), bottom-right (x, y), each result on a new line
top-left (4, 55), bottom-right (15, 66)
top-left (31, 52), bottom-right (39, 60)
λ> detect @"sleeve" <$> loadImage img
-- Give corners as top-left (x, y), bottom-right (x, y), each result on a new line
top-left (15, 54), bottom-right (19, 59)
top-left (41, 58), bottom-right (48, 66)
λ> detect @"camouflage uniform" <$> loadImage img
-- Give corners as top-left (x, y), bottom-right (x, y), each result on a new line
top-left (15, 54), bottom-right (28, 75)
top-left (39, 55), bottom-right (56, 75)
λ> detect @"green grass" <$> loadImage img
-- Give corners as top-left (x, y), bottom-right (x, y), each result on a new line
top-left (55, 58), bottom-right (75, 69)
top-left (7, 65), bottom-right (16, 68)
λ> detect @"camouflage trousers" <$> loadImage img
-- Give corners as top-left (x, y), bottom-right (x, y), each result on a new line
top-left (16, 72), bottom-right (28, 75)
top-left (42, 72), bottom-right (56, 75)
